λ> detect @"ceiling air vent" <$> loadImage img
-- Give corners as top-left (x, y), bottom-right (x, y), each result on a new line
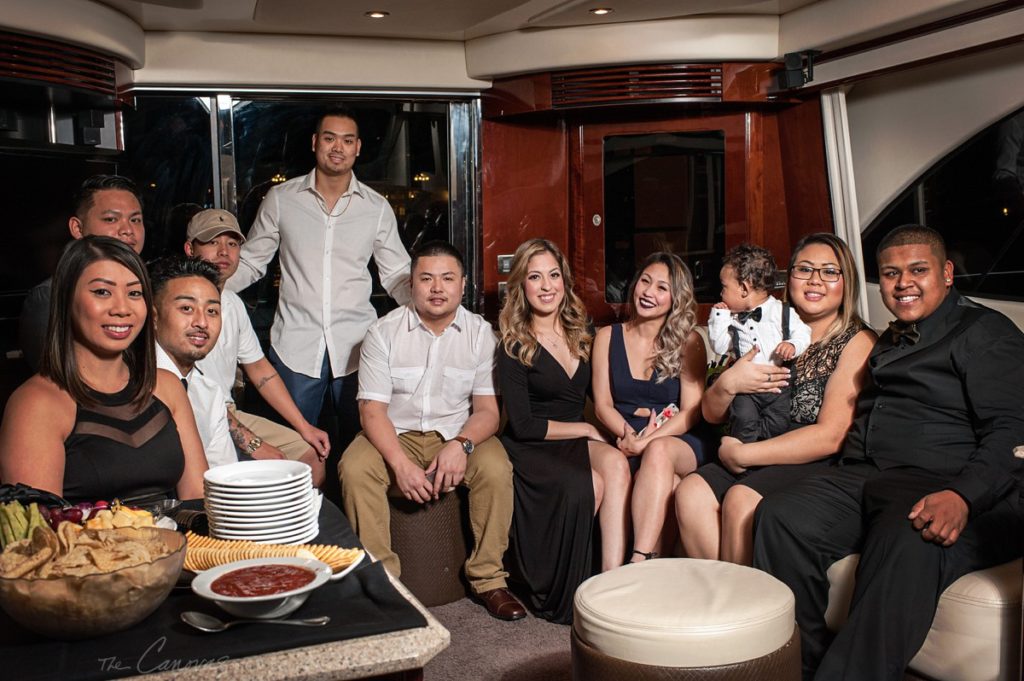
top-left (551, 64), bottom-right (722, 108)
top-left (0, 30), bottom-right (116, 97)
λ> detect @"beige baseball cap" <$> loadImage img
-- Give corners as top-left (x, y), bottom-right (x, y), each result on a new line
top-left (186, 208), bottom-right (246, 243)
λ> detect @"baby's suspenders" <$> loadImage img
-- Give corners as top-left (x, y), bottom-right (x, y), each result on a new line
top-left (727, 302), bottom-right (790, 359)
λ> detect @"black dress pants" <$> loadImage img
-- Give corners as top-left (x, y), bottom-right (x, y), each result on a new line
top-left (753, 462), bottom-right (1022, 681)
top-left (730, 385), bottom-right (791, 443)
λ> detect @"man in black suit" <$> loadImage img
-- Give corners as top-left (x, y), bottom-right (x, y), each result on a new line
top-left (753, 224), bottom-right (1024, 681)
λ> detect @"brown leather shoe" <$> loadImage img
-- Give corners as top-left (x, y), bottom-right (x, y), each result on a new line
top-left (477, 587), bottom-right (527, 621)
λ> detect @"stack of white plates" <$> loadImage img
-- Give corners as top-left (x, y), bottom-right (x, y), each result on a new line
top-left (203, 460), bottom-right (320, 545)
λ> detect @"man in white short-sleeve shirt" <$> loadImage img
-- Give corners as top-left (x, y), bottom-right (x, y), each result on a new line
top-left (339, 241), bottom-right (524, 621)
top-left (150, 256), bottom-right (237, 469)
top-left (186, 209), bottom-right (330, 486)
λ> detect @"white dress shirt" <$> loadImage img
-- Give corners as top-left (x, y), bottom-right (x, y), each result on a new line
top-left (196, 289), bottom-right (263, 403)
top-left (358, 305), bottom-right (498, 440)
top-left (156, 343), bottom-right (238, 469)
top-left (708, 296), bottom-right (812, 365)
top-left (226, 169), bottom-right (411, 379)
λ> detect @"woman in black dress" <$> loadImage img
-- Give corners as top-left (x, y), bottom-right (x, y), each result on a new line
top-left (498, 238), bottom-right (630, 624)
top-left (0, 236), bottom-right (207, 502)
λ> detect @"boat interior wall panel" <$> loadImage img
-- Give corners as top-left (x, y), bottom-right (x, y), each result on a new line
top-left (481, 117), bottom-right (569, 318)
top-left (805, 5), bottom-right (1024, 91)
top-left (776, 99), bottom-right (834, 241)
top-left (134, 32), bottom-right (489, 90)
top-left (844, 40), bottom-right (1024, 227)
top-left (3, 0), bottom-right (144, 68)
top-left (465, 17), bottom-right (779, 80)
top-left (779, 0), bottom-right (1000, 55)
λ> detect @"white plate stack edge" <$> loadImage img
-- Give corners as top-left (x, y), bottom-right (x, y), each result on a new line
top-left (203, 460), bottom-right (320, 544)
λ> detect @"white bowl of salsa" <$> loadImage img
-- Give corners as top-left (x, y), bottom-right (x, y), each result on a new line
top-left (191, 556), bottom-right (332, 619)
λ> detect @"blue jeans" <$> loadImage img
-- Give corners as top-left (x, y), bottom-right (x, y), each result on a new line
top-left (268, 347), bottom-right (358, 430)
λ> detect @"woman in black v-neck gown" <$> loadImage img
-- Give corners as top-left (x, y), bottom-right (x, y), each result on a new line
top-left (497, 239), bottom-right (630, 624)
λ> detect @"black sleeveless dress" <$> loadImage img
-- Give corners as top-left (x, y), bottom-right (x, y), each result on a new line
top-left (63, 383), bottom-right (186, 504)
top-left (498, 344), bottom-right (595, 624)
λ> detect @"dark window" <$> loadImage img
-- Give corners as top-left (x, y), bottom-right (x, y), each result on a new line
top-left (120, 96), bottom-right (215, 260)
top-left (862, 106), bottom-right (1024, 300)
top-left (603, 131), bottom-right (725, 303)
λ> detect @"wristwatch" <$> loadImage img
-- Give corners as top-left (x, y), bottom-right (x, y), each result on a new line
top-left (452, 435), bottom-right (474, 455)
top-left (245, 436), bottom-right (263, 455)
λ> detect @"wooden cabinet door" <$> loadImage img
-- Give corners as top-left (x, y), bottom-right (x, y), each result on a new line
top-left (572, 113), bottom-right (752, 324)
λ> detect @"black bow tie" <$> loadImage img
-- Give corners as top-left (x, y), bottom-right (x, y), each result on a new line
top-left (888, 321), bottom-right (920, 346)
top-left (736, 307), bottom-right (762, 323)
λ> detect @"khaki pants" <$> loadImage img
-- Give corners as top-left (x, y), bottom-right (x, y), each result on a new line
top-left (227, 405), bottom-right (312, 461)
top-left (339, 430), bottom-right (512, 594)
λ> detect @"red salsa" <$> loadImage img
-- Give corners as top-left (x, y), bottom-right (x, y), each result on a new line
top-left (211, 564), bottom-right (316, 597)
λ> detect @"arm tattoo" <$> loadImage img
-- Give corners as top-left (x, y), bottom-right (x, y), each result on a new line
top-left (226, 409), bottom-right (254, 452)
top-left (254, 372), bottom-right (279, 390)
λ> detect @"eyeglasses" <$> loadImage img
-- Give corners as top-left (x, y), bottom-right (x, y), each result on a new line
top-left (790, 265), bottom-right (843, 282)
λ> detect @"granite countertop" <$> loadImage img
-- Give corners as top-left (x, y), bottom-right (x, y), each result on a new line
top-left (124, 575), bottom-right (450, 680)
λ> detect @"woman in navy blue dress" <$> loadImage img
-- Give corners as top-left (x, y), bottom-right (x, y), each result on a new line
top-left (592, 252), bottom-right (711, 563)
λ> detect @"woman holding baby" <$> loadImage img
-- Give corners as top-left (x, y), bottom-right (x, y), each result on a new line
top-left (676, 233), bottom-right (876, 565)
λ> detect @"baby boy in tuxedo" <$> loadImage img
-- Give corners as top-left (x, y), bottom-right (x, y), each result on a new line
top-left (708, 244), bottom-right (811, 442)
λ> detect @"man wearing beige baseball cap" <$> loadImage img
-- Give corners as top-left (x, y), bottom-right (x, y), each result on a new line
top-left (186, 208), bottom-right (330, 486)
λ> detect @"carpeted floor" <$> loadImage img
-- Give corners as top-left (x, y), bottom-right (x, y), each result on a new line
top-left (425, 598), bottom-right (572, 681)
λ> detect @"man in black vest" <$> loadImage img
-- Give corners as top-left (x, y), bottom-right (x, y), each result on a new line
top-left (753, 224), bottom-right (1024, 681)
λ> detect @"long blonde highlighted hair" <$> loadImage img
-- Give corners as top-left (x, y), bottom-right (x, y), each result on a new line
top-left (626, 252), bottom-right (697, 382)
top-left (499, 239), bottom-right (592, 367)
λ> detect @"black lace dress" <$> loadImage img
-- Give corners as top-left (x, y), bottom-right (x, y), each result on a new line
top-left (694, 321), bottom-right (867, 501)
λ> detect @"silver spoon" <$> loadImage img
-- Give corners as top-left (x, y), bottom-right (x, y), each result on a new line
top-left (181, 611), bottom-right (330, 632)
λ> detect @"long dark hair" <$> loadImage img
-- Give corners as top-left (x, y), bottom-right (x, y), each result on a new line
top-left (40, 236), bottom-right (156, 408)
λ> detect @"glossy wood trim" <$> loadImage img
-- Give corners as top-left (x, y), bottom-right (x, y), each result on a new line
top-left (480, 117), bottom-right (569, 319)
top-left (574, 113), bottom-right (750, 324)
top-left (481, 73), bottom-right (552, 119)
top-left (721, 62), bottom-right (780, 102)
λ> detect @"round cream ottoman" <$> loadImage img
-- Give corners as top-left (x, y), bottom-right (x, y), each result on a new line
top-left (572, 558), bottom-right (800, 680)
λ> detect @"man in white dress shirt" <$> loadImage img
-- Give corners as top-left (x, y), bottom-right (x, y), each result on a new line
top-left (150, 256), bottom-right (237, 468)
top-left (186, 208), bottom-right (330, 486)
top-left (225, 107), bottom-right (411, 459)
top-left (339, 241), bottom-right (525, 621)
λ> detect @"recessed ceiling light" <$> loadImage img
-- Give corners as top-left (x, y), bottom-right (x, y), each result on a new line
top-left (590, 8), bottom-right (613, 15)
top-left (365, 11), bottom-right (389, 19)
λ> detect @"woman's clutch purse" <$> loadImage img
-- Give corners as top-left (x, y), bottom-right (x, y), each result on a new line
top-left (637, 403), bottom-right (679, 437)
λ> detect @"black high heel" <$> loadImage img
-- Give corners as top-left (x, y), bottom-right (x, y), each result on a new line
top-left (628, 549), bottom-right (658, 564)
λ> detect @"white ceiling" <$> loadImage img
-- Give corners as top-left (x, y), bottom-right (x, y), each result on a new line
top-left (96, 0), bottom-right (821, 41)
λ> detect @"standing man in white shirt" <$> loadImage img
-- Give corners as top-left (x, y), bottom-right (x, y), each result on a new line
top-left (225, 107), bottom-right (411, 467)
top-left (149, 256), bottom-right (237, 468)
top-left (186, 208), bottom-right (330, 486)
top-left (340, 241), bottom-right (525, 621)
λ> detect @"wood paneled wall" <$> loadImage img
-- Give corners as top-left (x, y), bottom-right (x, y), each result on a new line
top-left (480, 65), bottom-right (833, 323)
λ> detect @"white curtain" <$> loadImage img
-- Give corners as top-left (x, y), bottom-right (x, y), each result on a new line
top-left (820, 87), bottom-right (870, 321)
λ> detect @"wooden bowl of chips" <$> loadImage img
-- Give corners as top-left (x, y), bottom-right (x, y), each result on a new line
top-left (0, 524), bottom-right (185, 640)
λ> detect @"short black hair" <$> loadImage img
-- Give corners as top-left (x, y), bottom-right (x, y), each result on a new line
top-left (876, 224), bottom-right (947, 262)
top-left (722, 243), bottom-right (777, 292)
top-left (73, 175), bottom-right (142, 219)
top-left (410, 240), bottom-right (464, 276)
top-left (315, 107), bottom-right (360, 136)
top-left (149, 255), bottom-right (221, 298)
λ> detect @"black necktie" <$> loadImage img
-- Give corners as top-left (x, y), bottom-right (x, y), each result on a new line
top-left (737, 307), bottom-right (763, 323)
top-left (181, 378), bottom-right (189, 391)
top-left (888, 321), bottom-right (920, 346)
